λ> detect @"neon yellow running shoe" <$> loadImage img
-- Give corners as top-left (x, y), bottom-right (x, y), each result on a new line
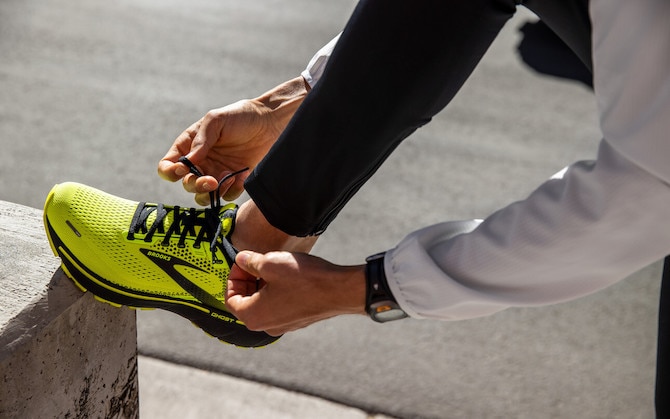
top-left (43, 181), bottom-right (278, 348)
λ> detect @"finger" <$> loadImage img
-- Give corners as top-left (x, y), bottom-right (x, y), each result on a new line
top-left (229, 263), bottom-right (256, 281)
top-left (193, 192), bottom-right (210, 207)
top-left (226, 275), bottom-right (258, 299)
top-left (226, 265), bottom-right (262, 318)
top-left (188, 111), bottom-right (221, 163)
top-left (216, 175), bottom-right (238, 201)
top-left (188, 176), bottom-right (221, 207)
top-left (158, 122), bottom-right (200, 181)
top-left (181, 174), bottom-right (218, 194)
top-left (263, 328), bottom-right (286, 337)
top-left (225, 287), bottom-right (259, 320)
top-left (158, 159), bottom-right (190, 182)
top-left (220, 173), bottom-right (249, 201)
top-left (181, 173), bottom-right (197, 193)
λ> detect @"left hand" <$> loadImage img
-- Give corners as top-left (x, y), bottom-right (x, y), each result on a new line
top-left (226, 250), bottom-right (366, 336)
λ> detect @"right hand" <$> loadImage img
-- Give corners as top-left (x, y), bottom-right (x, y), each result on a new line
top-left (226, 250), bottom-right (366, 336)
top-left (158, 100), bottom-right (283, 205)
top-left (158, 76), bottom-right (309, 205)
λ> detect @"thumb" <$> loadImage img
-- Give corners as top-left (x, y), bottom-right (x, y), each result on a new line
top-left (188, 112), bottom-right (222, 165)
top-left (235, 250), bottom-right (263, 278)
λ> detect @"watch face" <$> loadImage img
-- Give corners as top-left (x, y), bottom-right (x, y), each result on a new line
top-left (374, 308), bottom-right (407, 322)
top-left (370, 302), bottom-right (408, 322)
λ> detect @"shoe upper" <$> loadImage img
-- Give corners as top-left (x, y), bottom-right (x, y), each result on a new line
top-left (44, 182), bottom-right (237, 304)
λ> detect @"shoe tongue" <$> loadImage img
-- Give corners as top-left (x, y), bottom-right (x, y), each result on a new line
top-left (138, 203), bottom-right (236, 241)
top-left (217, 205), bottom-right (237, 238)
top-left (137, 204), bottom-right (168, 232)
top-left (145, 205), bottom-right (196, 235)
top-left (145, 208), bottom-right (160, 228)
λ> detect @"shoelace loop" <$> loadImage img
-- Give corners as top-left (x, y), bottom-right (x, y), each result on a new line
top-left (128, 158), bottom-right (248, 264)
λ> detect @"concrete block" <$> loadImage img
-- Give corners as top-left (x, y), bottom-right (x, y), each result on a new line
top-left (0, 200), bottom-right (138, 418)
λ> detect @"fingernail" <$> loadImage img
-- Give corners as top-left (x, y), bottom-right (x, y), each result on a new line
top-left (201, 179), bottom-right (218, 192)
top-left (175, 166), bottom-right (188, 177)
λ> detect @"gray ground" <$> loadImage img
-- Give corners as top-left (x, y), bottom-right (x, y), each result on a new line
top-left (0, 0), bottom-right (658, 418)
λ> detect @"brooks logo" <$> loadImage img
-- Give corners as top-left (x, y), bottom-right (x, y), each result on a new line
top-left (146, 250), bottom-right (172, 261)
top-left (139, 247), bottom-right (227, 312)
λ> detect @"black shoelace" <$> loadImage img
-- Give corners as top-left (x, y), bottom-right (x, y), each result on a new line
top-left (127, 158), bottom-right (248, 265)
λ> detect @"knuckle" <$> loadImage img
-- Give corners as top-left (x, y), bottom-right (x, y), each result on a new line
top-left (204, 109), bottom-right (220, 121)
top-left (241, 317), bottom-right (262, 331)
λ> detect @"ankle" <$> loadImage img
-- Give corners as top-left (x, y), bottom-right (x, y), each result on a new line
top-left (232, 200), bottom-right (317, 253)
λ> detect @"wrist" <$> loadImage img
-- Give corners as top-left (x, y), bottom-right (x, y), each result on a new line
top-left (328, 264), bottom-right (367, 316)
top-left (254, 76), bottom-right (309, 130)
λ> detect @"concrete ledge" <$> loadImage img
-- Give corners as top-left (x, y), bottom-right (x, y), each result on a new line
top-left (0, 200), bottom-right (138, 418)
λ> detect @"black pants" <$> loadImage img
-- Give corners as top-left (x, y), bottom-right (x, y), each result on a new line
top-left (245, 0), bottom-right (591, 237)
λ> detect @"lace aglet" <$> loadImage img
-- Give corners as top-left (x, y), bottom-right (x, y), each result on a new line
top-left (178, 156), bottom-right (204, 177)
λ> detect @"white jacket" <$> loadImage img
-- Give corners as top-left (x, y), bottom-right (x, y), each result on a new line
top-left (303, 0), bottom-right (670, 320)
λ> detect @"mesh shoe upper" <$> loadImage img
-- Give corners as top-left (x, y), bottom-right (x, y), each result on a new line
top-left (45, 182), bottom-right (236, 304)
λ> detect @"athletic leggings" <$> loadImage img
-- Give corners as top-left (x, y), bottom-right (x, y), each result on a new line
top-left (244, 0), bottom-right (591, 237)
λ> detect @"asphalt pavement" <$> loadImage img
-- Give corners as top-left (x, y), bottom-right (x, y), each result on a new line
top-left (0, 0), bottom-right (659, 418)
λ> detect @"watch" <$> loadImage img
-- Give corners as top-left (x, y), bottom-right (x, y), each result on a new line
top-left (365, 252), bottom-right (408, 323)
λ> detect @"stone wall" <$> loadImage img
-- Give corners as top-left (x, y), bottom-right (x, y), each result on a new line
top-left (0, 200), bottom-right (138, 418)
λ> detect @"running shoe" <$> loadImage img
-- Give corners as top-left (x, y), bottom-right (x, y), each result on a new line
top-left (43, 180), bottom-right (279, 348)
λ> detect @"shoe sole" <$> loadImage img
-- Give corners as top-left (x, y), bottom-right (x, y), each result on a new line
top-left (43, 190), bottom-right (279, 348)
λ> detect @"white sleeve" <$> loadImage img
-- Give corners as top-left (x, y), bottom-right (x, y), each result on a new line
top-left (384, 0), bottom-right (670, 321)
top-left (590, 0), bottom-right (670, 185)
top-left (301, 34), bottom-right (341, 88)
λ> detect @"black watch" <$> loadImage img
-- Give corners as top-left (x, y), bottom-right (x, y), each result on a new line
top-left (365, 252), bottom-right (408, 323)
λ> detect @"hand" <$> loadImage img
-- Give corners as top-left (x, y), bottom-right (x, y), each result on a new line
top-left (226, 250), bottom-right (366, 336)
top-left (158, 101), bottom-right (275, 204)
top-left (158, 76), bottom-right (309, 205)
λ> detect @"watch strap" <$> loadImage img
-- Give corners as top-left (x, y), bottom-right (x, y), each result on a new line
top-left (365, 252), bottom-right (407, 321)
